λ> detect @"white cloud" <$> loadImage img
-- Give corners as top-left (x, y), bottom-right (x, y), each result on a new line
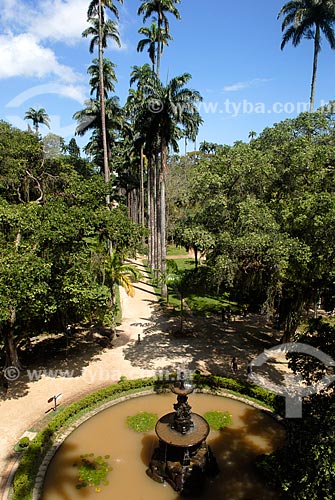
top-left (0, 0), bottom-right (126, 81)
top-left (223, 78), bottom-right (272, 92)
top-left (1, 0), bottom-right (88, 43)
top-left (0, 33), bottom-right (78, 81)
top-left (29, 0), bottom-right (89, 44)
top-left (1, 0), bottom-right (126, 46)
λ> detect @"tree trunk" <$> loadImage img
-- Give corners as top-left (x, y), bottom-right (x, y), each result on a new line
top-left (140, 145), bottom-right (145, 247)
top-left (148, 156), bottom-right (155, 270)
top-left (4, 306), bottom-right (22, 369)
top-left (160, 140), bottom-right (167, 299)
top-left (156, 9), bottom-right (162, 77)
top-left (98, 0), bottom-right (110, 207)
top-left (310, 25), bottom-right (320, 112)
top-left (153, 152), bottom-right (159, 278)
top-left (194, 247), bottom-right (198, 269)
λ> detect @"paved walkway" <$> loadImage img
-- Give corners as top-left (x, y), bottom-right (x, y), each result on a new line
top-left (0, 259), bottom-right (158, 491)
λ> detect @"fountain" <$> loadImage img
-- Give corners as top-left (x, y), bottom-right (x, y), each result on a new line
top-left (147, 373), bottom-right (219, 495)
top-left (42, 389), bottom-right (285, 500)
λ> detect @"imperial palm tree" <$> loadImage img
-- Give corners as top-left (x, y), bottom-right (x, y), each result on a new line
top-left (73, 96), bottom-right (123, 170)
top-left (82, 0), bottom-right (121, 206)
top-left (131, 68), bottom-right (203, 295)
top-left (138, 0), bottom-right (181, 76)
top-left (88, 58), bottom-right (117, 98)
top-left (24, 107), bottom-right (50, 135)
top-left (278, 0), bottom-right (335, 111)
top-left (137, 21), bottom-right (172, 73)
top-left (82, 17), bottom-right (121, 53)
top-left (87, 0), bottom-right (123, 20)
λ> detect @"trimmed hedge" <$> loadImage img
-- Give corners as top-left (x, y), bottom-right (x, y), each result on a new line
top-left (192, 373), bottom-right (276, 408)
top-left (12, 374), bottom-right (275, 500)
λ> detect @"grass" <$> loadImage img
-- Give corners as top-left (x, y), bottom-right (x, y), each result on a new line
top-left (166, 244), bottom-right (189, 256)
top-left (144, 254), bottom-right (239, 317)
top-left (167, 256), bottom-right (194, 270)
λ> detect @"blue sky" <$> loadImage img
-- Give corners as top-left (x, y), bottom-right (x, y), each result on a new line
top-left (1, 0), bottom-right (335, 152)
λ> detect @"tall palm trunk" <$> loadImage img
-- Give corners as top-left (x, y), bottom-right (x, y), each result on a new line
top-left (160, 138), bottom-right (168, 298)
top-left (156, 9), bottom-right (162, 77)
top-left (310, 24), bottom-right (320, 112)
top-left (147, 156), bottom-right (155, 269)
top-left (98, 0), bottom-right (110, 206)
top-left (140, 145), bottom-right (146, 246)
top-left (154, 152), bottom-right (160, 276)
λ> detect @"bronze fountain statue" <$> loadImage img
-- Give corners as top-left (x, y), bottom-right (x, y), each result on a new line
top-left (147, 372), bottom-right (219, 495)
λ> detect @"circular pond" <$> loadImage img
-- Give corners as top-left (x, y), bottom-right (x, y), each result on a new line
top-left (42, 392), bottom-right (284, 500)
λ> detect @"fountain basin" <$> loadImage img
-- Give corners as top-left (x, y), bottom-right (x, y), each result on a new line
top-left (42, 392), bottom-right (285, 500)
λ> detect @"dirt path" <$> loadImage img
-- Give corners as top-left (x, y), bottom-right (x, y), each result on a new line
top-left (0, 258), bottom-right (292, 493)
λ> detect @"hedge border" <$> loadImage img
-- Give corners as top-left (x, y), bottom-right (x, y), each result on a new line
top-left (11, 374), bottom-right (281, 500)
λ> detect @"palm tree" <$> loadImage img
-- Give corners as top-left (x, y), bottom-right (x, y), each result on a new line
top-left (131, 69), bottom-right (203, 295)
top-left (278, 0), bottom-right (335, 111)
top-left (137, 21), bottom-right (172, 72)
top-left (82, 17), bottom-right (121, 53)
top-left (24, 107), bottom-right (50, 135)
top-left (82, 4), bottom-right (121, 207)
top-left (73, 96), bottom-right (123, 170)
top-left (138, 0), bottom-right (181, 76)
top-left (87, 0), bottom-right (123, 20)
top-left (248, 130), bottom-right (257, 140)
top-left (88, 58), bottom-right (117, 98)
top-left (85, 235), bottom-right (141, 306)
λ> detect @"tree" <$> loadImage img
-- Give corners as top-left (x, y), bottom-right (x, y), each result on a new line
top-left (137, 22), bottom-right (172, 72)
top-left (138, 0), bottom-right (181, 76)
top-left (82, 0), bottom-right (122, 207)
top-left (24, 107), bottom-right (50, 135)
top-left (82, 17), bottom-right (121, 54)
top-left (66, 138), bottom-right (81, 158)
top-left (278, 0), bottom-right (335, 111)
top-left (258, 318), bottom-right (335, 499)
top-left (248, 130), bottom-right (257, 140)
top-left (175, 223), bottom-right (215, 268)
top-left (88, 58), bottom-right (117, 98)
top-left (73, 96), bottom-right (123, 173)
top-left (84, 236), bottom-right (142, 307)
top-left (87, 0), bottom-right (123, 20)
top-left (131, 70), bottom-right (203, 296)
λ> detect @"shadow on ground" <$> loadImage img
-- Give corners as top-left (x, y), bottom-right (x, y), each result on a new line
top-left (0, 326), bottom-right (125, 400)
top-left (123, 311), bottom-right (283, 379)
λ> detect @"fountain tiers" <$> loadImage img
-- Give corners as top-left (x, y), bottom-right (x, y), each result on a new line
top-left (147, 377), bottom-right (219, 495)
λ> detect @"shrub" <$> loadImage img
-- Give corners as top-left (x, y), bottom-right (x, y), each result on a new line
top-left (126, 412), bottom-right (158, 432)
top-left (193, 373), bottom-right (276, 408)
top-left (203, 411), bottom-right (233, 430)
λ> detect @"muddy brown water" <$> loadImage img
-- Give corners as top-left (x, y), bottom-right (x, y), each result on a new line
top-left (42, 393), bottom-right (285, 500)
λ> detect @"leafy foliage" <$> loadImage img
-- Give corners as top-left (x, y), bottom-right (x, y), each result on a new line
top-left (73, 453), bottom-right (112, 492)
top-left (203, 411), bottom-right (232, 430)
top-left (258, 320), bottom-right (335, 499)
top-left (168, 111), bottom-right (335, 339)
top-left (126, 411), bottom-right (158, 432)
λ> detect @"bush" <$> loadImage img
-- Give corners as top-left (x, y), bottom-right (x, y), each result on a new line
top-left (126, 412), bottom-right (158, 432)
top-left (193, 373), bottom-right (276, 408)
top-left (203, 411), bottom-right (232, 430)
top-left (14, 436), bottom-right (30, 452)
